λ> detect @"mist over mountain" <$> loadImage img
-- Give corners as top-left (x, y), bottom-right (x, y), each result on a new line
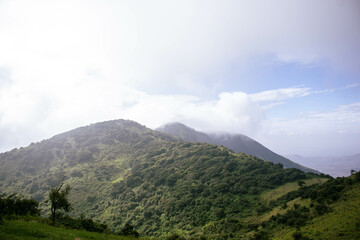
top-left (157, 122), bottom-right (318, 174)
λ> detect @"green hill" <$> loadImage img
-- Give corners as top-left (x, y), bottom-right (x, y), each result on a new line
top-left (0, 119), bottom-right (343, 239)
top-left (157, 122), bottom-right (318, 173)
top-left (259, 174), bottom-right (360, 240)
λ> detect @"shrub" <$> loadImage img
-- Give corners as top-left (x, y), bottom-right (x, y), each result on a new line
top-left (118, 223), bottom-right (139, 237)
top-left (57, 214), bottom-right (109, 233)
top-left (0, 193), bottom-right (40, 217)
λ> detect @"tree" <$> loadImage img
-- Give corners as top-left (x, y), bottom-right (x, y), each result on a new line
top-left (0, 193), bottom-right (40, 218)
top-left (298, 180), bottom-right (305, 187)
top-left (46, 183), bottom-right (72, 225)
top-left (118, 223), bottom-right (139, 237)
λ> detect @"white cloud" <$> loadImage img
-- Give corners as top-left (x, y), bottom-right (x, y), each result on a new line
top-left (250, 84), bottom-right (360, 109)
top-left (124, 91), bottom-right (264, 134)
top-left (250, 87), bottom-right (311, 102)
top-left (0, 0), bottom-right (359, 155)
top-left (0, 70), bottom-right (265, 151)
top-left (263, 102), bottom-right (360, 135)
top-left (257, 102), bottom-right (360, 155)
top-left (1, 0), bottom-right (360, 94)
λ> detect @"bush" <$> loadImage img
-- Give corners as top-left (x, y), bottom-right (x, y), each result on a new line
top-left (0, 193), bottom-right (40, 217)
top-left (166, 233), bottom-right (185, 240)
top-left (118, 223), bottom-right (139, 237)
top-left (292, 231), bottom-right (311, 240)
top-left (57, 214), bottom-right (109, 233)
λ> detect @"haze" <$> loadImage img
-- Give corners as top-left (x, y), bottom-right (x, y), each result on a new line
top-left (0, 0), bottom-right (359, 156)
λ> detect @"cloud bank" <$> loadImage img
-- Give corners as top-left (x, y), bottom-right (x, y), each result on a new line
top-left (0, 0), bottom-right (359, 155)
top-left (0, 75), bottom-right (265, 151)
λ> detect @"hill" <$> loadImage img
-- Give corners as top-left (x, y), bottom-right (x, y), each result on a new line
top-left (157, 122), bottom-right (318, 173)
top-left (0, 119), bottom-right (328, 238)
top-left (258, 172), bottom-right (360, 240)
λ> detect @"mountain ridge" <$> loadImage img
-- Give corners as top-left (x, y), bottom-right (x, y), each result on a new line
top-left (157, 122), bottom-right (318, 173)
top-left (0, 119), bottom-right (323, 238)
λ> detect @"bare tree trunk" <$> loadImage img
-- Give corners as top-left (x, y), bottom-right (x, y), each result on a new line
top-left (51, 207), bottom-right (56, 225)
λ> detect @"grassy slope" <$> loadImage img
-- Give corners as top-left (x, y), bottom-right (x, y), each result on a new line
top-left (268, 181), bottom-right (360, 240)
top-left (0, 218), bottom-right (143, 240)
top-left (260, 178), bottom-right (328, 203)
top-left (242, 178), bottom-right (325, 224)
top-left (301, 182), bottom-right (360, 240)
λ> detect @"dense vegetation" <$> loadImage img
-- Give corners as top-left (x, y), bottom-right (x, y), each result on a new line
top-left (257, 172), bottom-right (360, 239)
top-left (0, 193), bottom-right (40, 223)
top-left (0, 185), bottom-right (136, 236)
top-left (157, 122), bottom-right (317, 173)
top-left (108, 142), bottom-right (317, 236)
top-left (1, 119), bottom-right (358, 239)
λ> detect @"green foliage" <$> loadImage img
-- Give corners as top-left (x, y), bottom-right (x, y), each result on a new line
top-left (0, 119), bottom-right (338, 238)
top-left (297, 182), bottom-right (360, 240)
top-left (292, 231), bottom-right (311, 240)
top-left (0, 193), bottom-right (40, 219)
top-left (158, 122), bottom-right (319, 173)
top-left (354, 171), bottom-right (360, 182)
top-left (57, 214), bottom-right (109, 233)
top-left (251, 230), bottom-right (269, 240)
top-left (46, 183), bottom-right (72, 225)
top-left (166, 233), bottom-right (185, 240)
top-left (267, 206), bottom-right (311, 228)
top-left (259, 176), bottom-right (360, 239)
top-left (274, 176), bottom-right (350, 207)
top-left (118, 223), bottom-right (140, 238)
top-left (298, 180), bottom-right (305, 187)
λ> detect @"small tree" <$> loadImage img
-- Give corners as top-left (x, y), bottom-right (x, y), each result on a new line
top-left (46, 183), bottom-right (72, 225)
top-left (118, 223), bottom-right (139, 237)
top-left (298, 180), bottom-right (305, 187)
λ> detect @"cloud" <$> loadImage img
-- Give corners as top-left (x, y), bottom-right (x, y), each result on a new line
top-left (309, 103), bottom-right (360, 125)
top-left (1, 0), bottom-right (360, 95)
top-left (124, 91), bottom-right (264, 134)
top-left (0, 70), bottom-right (265, 151)
top-left (262, 102), bottom-right (360, 136)
top-left (250, 87), bottom-right (311, 102)
top-left (313, 83), bottom-right (360, 94)
top-left (257, 102), bottom-right (360, 155)
top-left (0, 0), bottom-right (359, 155)
top-left (251, 84), bottom-right (360, 109)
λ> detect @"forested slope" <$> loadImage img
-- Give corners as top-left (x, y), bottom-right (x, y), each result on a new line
top-left (157, 122), bottom-right (318, 173)
top-left (0, 119), bottom-right (327, 238)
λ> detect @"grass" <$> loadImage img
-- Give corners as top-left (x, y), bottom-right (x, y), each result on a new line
top-left (300, 183), bottom-right (360, 240)
top-left (260, 177), bottom-right (328, 203)
top-left (270, 182), bottom-right (360, 240)
top-left (0, 217), bottom-right (146, 240)
top-left (259, 197), bottom-right (311, 222)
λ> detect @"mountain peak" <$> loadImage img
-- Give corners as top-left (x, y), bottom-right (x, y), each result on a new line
top-left (157, 122), bottom-right (194, 131)
top-left (157, 122), bottom-right (211, 142)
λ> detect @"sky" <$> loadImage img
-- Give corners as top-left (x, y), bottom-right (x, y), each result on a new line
top-left (0, 0), bottom-right (359, 156)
